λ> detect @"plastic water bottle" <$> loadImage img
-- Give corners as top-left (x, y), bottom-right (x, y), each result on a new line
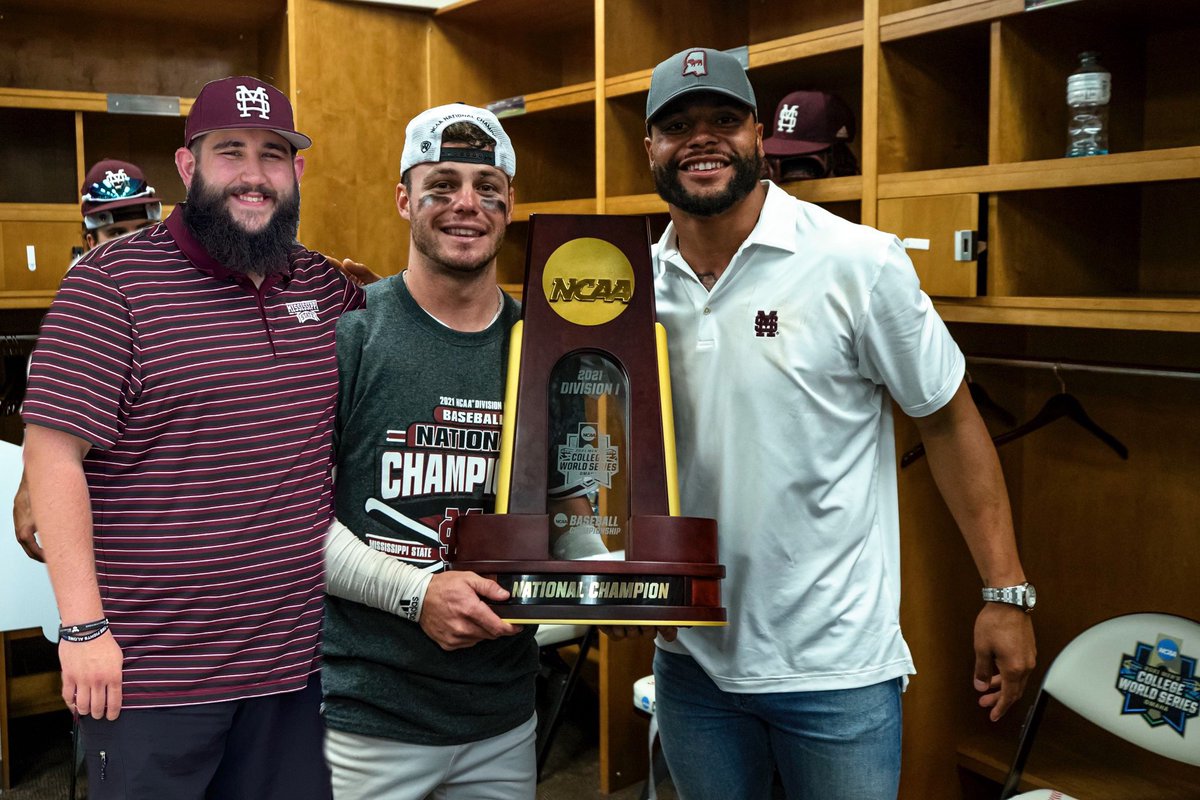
top-left (1066, 51), bottom-right (1110, 157)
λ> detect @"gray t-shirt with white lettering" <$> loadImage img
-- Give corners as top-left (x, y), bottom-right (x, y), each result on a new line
top-left (323, 274), bottom-right (536, 745)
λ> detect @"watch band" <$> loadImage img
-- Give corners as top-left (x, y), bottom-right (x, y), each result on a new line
top-left (981, 582), bottom-right (1036, 612)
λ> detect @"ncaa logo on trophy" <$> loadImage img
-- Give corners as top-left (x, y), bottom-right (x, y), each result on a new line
top-left (450, 215), bottom-right (726, 625)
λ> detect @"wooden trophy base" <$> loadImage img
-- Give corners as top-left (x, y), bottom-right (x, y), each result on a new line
top-left (453, 513), bottom-right (726, 626)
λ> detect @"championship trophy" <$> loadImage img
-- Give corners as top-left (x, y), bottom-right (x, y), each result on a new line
top-left (451, 214), bottom-right (725, 625)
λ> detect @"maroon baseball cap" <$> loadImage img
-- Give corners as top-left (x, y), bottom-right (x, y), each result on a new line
top-left (763, 91), bottom-right (855, 157)
top-left (184, 76), bottom-right (311, 150)
top-left (80, 159), bottom-right (162, 227)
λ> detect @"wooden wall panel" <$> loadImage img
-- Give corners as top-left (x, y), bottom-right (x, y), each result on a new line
top-left (292, 0), bottom-right (429, 276)
top-left (896, 408), bottom-right (991, 800)
top-left (0, 7), bottom-right (268, 97)
top-left (602, 0), bottom-right (747, 78)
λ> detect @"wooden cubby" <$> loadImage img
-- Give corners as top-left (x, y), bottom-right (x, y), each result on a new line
top-left (81, 114), bottom-right (188, 207)
top-left (878, 22), bottom-right (991, 174)
top-left (0, 109), bottom-right (76, 205)
top-left (994, 0), bottom-right (1200, 163)
top-left (0, 0), bottom-right (290, 309)
top-left (3, 1), bottom-right (1198, 797)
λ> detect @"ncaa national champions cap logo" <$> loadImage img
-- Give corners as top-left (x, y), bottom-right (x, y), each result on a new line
top-left (400, 103), bottom-right (517, 179)
top-left (682, 50), bottom-right (708, 77)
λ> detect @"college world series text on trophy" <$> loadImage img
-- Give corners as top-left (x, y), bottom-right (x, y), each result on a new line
top-left (450, 214), bottom-right (726, 625)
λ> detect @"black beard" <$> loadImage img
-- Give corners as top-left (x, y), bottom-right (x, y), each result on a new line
top-left (652, 151), bottom-right (762, 217)
top-left (182, 171), bottom-right (301, 278)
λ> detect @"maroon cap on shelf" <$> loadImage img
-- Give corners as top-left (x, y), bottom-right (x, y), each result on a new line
top-left (762, 91), bottom-right (855, 157)
top-left (80, 159), bottom-right (158, 218)
top-left (184, 76), bottom-right (311, 150)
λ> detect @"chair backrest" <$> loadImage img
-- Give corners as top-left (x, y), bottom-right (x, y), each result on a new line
top-left (535, 623), bottom-right (590, 648)
top-left (0, 441), bottom-right (60, 641)
top-left (1041, 612), bottom-right (1200, 767)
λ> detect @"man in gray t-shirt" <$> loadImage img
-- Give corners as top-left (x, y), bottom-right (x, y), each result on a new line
top-left (321, 104), bottom-right (537, 800)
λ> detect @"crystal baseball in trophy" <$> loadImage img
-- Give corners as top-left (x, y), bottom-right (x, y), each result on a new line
top-left (450, 214), bottom-right (726, 625)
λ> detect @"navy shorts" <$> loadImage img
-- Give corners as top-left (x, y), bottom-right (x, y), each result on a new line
top-left (79, 674), bottom-right (330, 800)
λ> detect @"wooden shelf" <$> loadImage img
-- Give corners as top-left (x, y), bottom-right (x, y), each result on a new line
top-left (0, 87), bottom-right (192, 115)
top-left (779, 175), bottom-right (863, 204)
top-left (604, 70), bottom-right (653, 100)
top-left (0, 292), bottom-right (57, 309)
top-left (512, 198), bottom-right (598, 223)
top-left (604, 176), bottom-right (862, 217)
top-left (0, 204), bottom-right (79, 223)
top-left (879, 146), bottom-right (1200, 198)
top-left (752, 21), bottom-right (864, 67)
top-left (935, 296), bottom-right (1200, 332)
top-left (604, 193), bottom-right (666, 216)
top-left (881, 0), bottom-right (1021, 42)
top-left (0, 87), bottom-right (106, 112)
top-left (495, 81), bottom-right (594, 116)
top-left (605, 23), bottom-right (864, 100)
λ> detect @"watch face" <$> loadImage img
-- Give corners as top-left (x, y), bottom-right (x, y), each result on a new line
top-left (1024, 584), bottom-right (1037, 608)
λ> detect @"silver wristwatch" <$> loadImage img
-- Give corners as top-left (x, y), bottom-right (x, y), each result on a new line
top-left (981, 582), bottom-right (1036, 612)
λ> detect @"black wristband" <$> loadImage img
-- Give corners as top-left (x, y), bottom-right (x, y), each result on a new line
top-left (59, 618), bottom-right (110, 640)
top-left (60, 625), bottom-right (109, 643)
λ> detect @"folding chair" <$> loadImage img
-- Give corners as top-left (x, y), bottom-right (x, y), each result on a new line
top-left (1000, 612), bottom-right (1200, 799)
top-left (534, 623), bottom-right (596, 780)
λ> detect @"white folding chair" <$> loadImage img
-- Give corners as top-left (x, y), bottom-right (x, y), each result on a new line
top-left (1001, 612), bottom-right (1200, 799)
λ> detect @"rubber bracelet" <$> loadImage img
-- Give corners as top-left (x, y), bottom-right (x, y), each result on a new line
top-left (60, 624), bottom-right (109, 643)
top-left (59, 618), bottom-right (109, 637)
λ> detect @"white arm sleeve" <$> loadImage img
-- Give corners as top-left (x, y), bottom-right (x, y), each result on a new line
top-left (324, 518), bottom-right (434, 622)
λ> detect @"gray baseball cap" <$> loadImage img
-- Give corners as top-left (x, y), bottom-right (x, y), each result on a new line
top-left (646, 47), bottom-right (757, 128)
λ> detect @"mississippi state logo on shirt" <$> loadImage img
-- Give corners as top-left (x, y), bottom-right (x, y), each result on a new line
top-left (754, 310), bottom-right (779, 337)
top-left (286, 300), bottom-right (320, 323)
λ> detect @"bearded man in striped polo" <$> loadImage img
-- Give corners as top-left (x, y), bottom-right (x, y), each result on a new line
top-left (21, 75), bottom-right (364, 799)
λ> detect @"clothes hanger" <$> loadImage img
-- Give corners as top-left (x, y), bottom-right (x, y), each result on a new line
top-left (989, 365), bottom-right (1128, 459)
top-left (966, 372), bottom-right (1016, 427)
top-left (900, 366), bottom-right (1128, 468)
top-left (899, 372), bottom-right (1016, 468)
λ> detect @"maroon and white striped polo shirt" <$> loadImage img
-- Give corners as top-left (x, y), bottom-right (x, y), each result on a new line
top-left (23, 207), bottom-right (365, 708)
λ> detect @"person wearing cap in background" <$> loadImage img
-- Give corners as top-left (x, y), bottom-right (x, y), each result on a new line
top-left (318, 103), bottom-right (541, 800)
top-left (78, 159), bottom-right (164, 253)
top-left (12, 159), bottom-right (165, 564)
top-left (631, 47), bottom-right (1036, 799)
top-left (21, 75), bottom-right (364, 799)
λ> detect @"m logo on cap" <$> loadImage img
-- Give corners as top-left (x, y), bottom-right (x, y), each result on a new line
top-left (235, 85), bottom-right (271, 120)
top-left (777, 104), bottom-right (799, 134)
top-left (682, 50), bottom-right (708, 77)
top-left (103, 169), bottom-right (131, 191)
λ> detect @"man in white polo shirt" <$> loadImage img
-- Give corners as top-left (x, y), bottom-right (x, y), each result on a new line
top-left (638, 47), bottom-right (1037, 799)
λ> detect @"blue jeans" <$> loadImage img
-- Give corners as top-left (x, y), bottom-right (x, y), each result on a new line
top-left (653, 650), bottom-right (902, 800)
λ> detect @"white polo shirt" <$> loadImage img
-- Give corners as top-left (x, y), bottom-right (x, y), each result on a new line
top-left (654, 181), bottom-right (964, 693)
